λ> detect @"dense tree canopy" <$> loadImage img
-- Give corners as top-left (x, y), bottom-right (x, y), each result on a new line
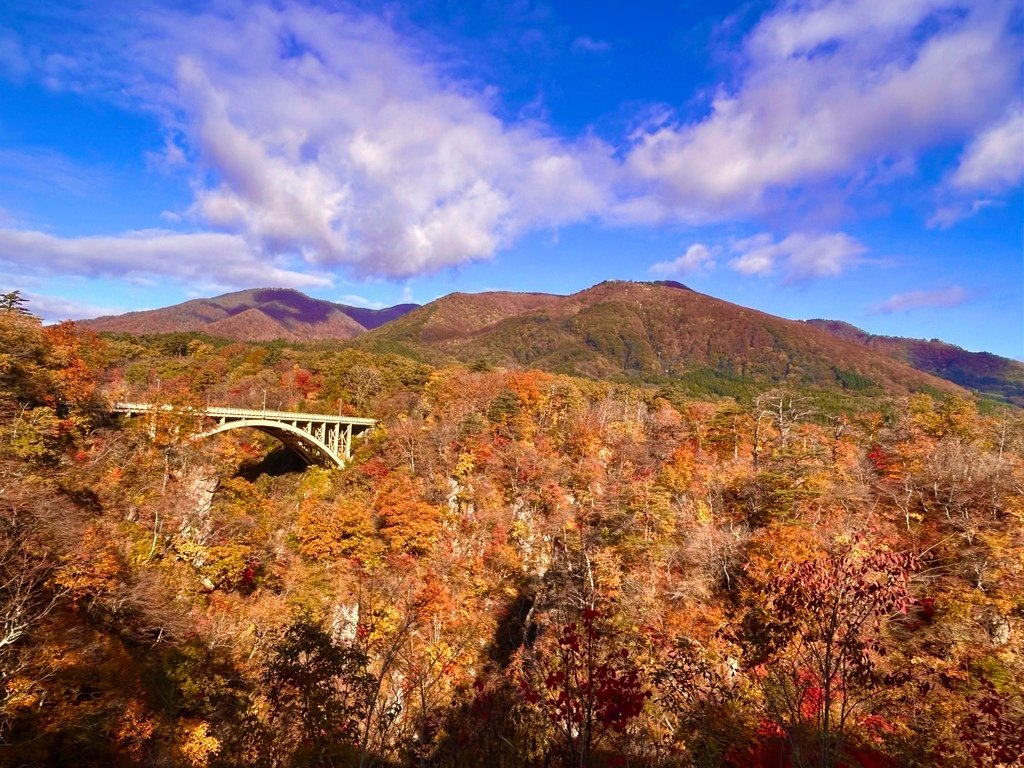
top-left (1, 311), bottom-right (1022, 767)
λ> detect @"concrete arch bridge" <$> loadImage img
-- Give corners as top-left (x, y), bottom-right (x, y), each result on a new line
top-left (112, 403), bottom-right (375, 469)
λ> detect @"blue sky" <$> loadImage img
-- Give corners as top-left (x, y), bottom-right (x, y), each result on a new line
top-left (0, 0), bottom-right (1021, 357)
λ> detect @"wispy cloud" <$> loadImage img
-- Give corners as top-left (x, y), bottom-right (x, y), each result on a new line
top-left (24, 292), bottom-right (122, 322)
top-left (0, 228), bottom-right (332, 290)
top-left (872, 286), bottom-right (970, 313)
top-left (728, 231), bottom-right (867, 281)
top-left (927, 199), bottom-right (1000, 229)
top-left (0, 147), bottom-right (110, 197)
top-left (649, 243), bottom-right (716, 276)
top-left (337, 293), bottom-right (386, 309)
top-left (930, 104), bottom-right (1024, 227)
top-left (0, 32), bottom-right (30, 81)
top-left (624, 0), bottom-right (1020, 219)
top-left (571, 36), bottom-right (611, 54)
top-left (1, 0), bottom-right (1020, 285)
top-left (950, 105), bottom-right (1024, 193)
top-left (144, 134), bottom-right (188, 172)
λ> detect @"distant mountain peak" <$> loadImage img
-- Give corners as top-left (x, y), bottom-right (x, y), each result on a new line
top-left (81, 288), bottom-right (419, 341)
top-left (650, 280), bottom-right (694, 292)
top-left (356, 280), bottom-right (968, 398)
top-left (76, 282), bottom-right (1020, 405)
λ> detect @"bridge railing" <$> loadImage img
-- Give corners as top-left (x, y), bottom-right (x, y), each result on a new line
top-left (112, 401), bottom-right (175, 413)
top-left (204, 406), bottom-right (376, 427)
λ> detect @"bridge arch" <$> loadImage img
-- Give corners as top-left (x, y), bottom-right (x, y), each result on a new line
top-left (202, 419), bottom-right (344, 469)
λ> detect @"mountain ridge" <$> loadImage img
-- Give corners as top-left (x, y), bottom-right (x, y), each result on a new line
top-left (81, 288), bottom-right (420, 342)
top-left (78, 281), bottom-right (1020, 403)
top-left (804, 318), bottom-right (1024, 406)
top-left (353, 280), bottom-right (968, 398)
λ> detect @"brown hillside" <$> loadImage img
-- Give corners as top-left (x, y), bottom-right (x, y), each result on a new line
top-left (805, 319), bottom-right (1024, 405)
top-left (81, 288), bottom-right (417, 341)
top-left (359, 280), bottom-right (965, 397)
top-left (376, 291), bottom-right (563, 345)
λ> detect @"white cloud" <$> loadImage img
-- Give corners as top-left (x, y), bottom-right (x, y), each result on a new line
top-left (745, 0), bottom-right (950, 61)
top-left (144, 134), bottom-right (188, 172)
top-left (23, 292), bottom-right (122, 322)
top-left (729, 234), bottom-right (778, 276)
top-left (125, 4), bottom-right (614, 279)
top-left (3, 0), bottom-right (1020, 286)
top-left (927, 199), bottom-right (999, 229)
top-left (950, 105), bottom-right (1024, 193)
top-left (728, 231), bottom-right (867, 280)
top-left (872, 285), bottom-right (970, 313)
top-left (928, 104), bottom-right (1022, 227)
top-left (0, 228), bottom-right (331, 290)
top-left (649, 243), bottom-right (716, 276)
top-left (337, 293), bottom-right (385, 309)
top-left (624, 0), bottom-right (1020, 218)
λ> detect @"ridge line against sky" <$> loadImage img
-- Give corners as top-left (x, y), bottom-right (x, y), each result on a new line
top-left (0, 0), bottom-right (1021, 357)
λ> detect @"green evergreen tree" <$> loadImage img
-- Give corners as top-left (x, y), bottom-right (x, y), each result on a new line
top-left (0, 290), bottom-right (32, 316)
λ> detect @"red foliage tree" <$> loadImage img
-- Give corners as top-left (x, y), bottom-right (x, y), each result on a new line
top-left (960, 680), bottom-right (1024, 768)
top-left (736, 536), bottom-right (917, 768)
top-left (520, 608), bottom-right (650, 768)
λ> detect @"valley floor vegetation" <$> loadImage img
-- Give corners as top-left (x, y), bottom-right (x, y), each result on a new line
top-left (1, 307), bottom-right (1022, 767)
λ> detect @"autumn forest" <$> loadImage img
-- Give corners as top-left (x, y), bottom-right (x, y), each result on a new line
top-left (1, 291), bottom-right (1022, 768)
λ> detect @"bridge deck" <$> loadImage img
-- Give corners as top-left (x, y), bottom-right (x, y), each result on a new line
top-left (113, 402), bottom-right (376, 427)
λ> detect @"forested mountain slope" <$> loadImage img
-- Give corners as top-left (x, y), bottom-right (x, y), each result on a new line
top-left (805, 319), bottom-right (1024, 406)
top-left (2, 308), bottom-right (1022, 767)
top-left (82, 288), bottom-right (419, 342)
top-left (357, 280), bottom-right (964, 399)
top-left (80, 281), bottom-right (1011, 406)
